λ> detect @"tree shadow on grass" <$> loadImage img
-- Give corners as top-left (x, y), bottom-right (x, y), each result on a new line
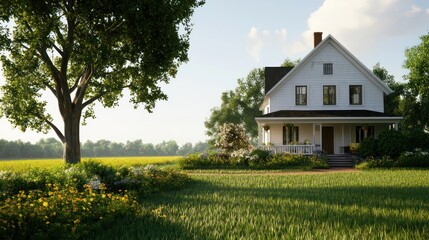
top-left (142, 178), bottom-right (429, 238)
top-left (90, 213), bottom-right (214, 240)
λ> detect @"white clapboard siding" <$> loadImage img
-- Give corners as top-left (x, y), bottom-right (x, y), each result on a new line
top-left (269, 42), bottom-right (385, 113)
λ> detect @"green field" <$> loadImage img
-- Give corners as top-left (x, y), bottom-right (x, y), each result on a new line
top-left (95, 169), bottom-right (429, 239)
top-left (0, 156), bottom-right (181, 172)
top-left (1, 158), bottom-right (428, 239)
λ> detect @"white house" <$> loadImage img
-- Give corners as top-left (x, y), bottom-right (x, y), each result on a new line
top-left (255, 32), bottom-right (402, 155)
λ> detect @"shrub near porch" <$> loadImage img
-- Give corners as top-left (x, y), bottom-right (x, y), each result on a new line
top-left (179, 150), bottom-right (329, 170)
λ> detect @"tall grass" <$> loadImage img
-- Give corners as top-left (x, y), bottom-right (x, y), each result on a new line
top-left (94, 170), bottom-right (429, 239)
top-left (0, 156), bottom-right (181, 172)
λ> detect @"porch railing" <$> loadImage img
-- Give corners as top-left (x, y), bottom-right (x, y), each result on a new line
top-left (259, 145), bottom-right (315, 155)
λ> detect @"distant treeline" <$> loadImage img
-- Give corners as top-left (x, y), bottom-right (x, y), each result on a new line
top-left (0, 138), bottom-right (209, 159)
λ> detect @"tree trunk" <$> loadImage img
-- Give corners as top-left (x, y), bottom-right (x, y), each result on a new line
top-left (63, 111), bottom-right (81, 164)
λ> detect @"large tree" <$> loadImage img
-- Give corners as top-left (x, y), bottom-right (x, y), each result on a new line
top-left (372, 62), bottom-right (404, 116)
top-left (403, 32), bottom-right (429, 130)
top-left (205, 58), bottom-right (299, 142)
top-left (205, 68), bottom-right (264, 140)
top-left (0, 0), bottom-right (204, 163)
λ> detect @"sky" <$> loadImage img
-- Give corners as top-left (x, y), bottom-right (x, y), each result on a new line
top-left (1, 0), bottom-right (429, 145)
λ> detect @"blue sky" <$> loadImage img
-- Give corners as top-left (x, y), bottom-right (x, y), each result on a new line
top-left (1, 0), bottom-right (429, 145)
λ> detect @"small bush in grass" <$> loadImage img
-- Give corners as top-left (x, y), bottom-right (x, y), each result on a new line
top-left (355, 156), bottom-right (397, 169)
top-left (397, 150), bottom-right (429, 168)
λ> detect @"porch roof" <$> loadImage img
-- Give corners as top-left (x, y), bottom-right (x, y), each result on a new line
top-left (255, 110), bottom-right (402, 124)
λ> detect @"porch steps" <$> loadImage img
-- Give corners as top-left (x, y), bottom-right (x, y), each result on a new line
top-left (326, 154), bottom-right (354, 168)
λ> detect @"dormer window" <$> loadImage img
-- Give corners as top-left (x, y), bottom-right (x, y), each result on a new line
top-left (323, 63), bottom-right (333, 75)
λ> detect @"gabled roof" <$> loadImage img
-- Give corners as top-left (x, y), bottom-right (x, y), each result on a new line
top-left (265, 35), bottom-right (393, 97)
top-left (264, 67), bottom-right (293, 94)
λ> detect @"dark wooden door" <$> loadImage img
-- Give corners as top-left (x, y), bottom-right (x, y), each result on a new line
top-left (322, 126), bottom-right (334, 154)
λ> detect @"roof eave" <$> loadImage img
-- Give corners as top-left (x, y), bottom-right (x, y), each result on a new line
top-left (255, 116), bottom-right (403, 124)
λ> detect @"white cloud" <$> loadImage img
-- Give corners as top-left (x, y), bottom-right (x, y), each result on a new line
top-left (275, 29), bottom-right (287, 41)
top-left (247, 27), bottom-right (263, 62)
top-left (246, 27), bottom-right (288, 62)
top-left (406, 5), bottom-right (422, 16)
top-left (289, 0), bottom-right (429, 55)
top-left (426, 8), bottom-right (429, 14)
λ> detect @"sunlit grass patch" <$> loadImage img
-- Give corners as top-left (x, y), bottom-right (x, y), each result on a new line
top-left (0, 156), bottom-right (181, 172)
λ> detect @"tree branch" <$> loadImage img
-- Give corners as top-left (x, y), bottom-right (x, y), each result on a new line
top-left (73, 64), bottom-right (94, 107)
top-left (69, 73), bottom-right (82, 93)
top-left (52, 42), bottom-right (64, 57)
top-left (35, 114), bottom-right (65, 142)
top-left (82, 84), bottom-right (132, 109)
top-left (45, 119), bottom-right (65, 142)
top-left (82, 91), bottom-right (106, 109)
top-left (44, 81), bottom-right (57, 98)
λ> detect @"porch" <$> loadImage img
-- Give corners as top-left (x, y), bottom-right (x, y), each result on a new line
top-left (259, 144), bottom-right (316, 155)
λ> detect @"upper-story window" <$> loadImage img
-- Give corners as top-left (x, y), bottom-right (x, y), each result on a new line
top-left (295, 86), bottom-right (307, 105)
top-left (323, 85), bottom-right (336, 105)
top-left (323, 63), bottom-right (333, 75)
top-left (349, 85), bottom-right (362, 105)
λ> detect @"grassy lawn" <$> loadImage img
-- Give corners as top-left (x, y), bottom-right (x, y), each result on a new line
top-left (1, 158), bottom-right (428, 239)
top-left (94, 169), bottom-right (429, 240)
top-left (0, 156), bottom-right (181, 172)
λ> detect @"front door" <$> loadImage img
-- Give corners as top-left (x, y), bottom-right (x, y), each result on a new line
top-left (322, 126), bottom-right (334, 154)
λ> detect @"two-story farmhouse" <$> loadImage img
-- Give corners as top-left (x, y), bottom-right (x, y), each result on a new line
top-left (256, 32), bottom-right (402, 155)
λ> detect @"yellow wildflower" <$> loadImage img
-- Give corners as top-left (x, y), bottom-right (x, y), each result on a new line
top-left (43, 202), bottom-right (49, 207)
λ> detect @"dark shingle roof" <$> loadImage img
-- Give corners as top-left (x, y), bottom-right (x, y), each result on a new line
top-left (258, 110), bottom-right (401, 118)
top-left (264, 67), bottom-right (293, 94)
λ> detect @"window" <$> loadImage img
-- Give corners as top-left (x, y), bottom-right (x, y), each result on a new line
top-left (295, 86), bottom-right (307, 105)
top-left (323, 85), bottom-right (336, 105)
top-left (282, 125), bottom-right (299, 145)
top-left (323, 63), bottom-right (333, 75)
top-left (349, 85), bottom-right (362, 105)
top-left (355, 126), bottom-right (375, 143)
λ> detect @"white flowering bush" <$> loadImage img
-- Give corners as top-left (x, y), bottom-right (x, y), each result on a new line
top-left (214, 123), bottom-right (252, 153)
top-left (87, 175), bottom-right (101, 189)
top-left (230, 149), bottom-right (257, 164)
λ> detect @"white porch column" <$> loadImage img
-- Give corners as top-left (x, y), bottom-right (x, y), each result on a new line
top-left (319, 123), bottom-right (323, 150)
top-left (312, 123), bottom-right (315, 145)
top-left (342, 124), bottom-right (344, 147)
